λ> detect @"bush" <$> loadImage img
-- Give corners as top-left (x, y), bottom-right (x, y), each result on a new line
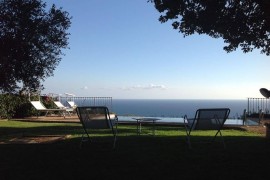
top-left (0, 93), bottom-right (59, 119)
top-left (41, 95), bottom-right (55, 109)
top-left (0, 94), bottom-right (21, 119)
top-left (0, 94), bottom-right (36, 119)
top-left (13, 96), bottom-right (33, 118)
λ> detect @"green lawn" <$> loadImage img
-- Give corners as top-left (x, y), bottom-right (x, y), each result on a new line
top-left (0, 120), bottom-right (269, 180)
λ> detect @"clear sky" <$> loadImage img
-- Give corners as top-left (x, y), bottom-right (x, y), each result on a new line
top-left (42, 0), bottom-right (270, 99)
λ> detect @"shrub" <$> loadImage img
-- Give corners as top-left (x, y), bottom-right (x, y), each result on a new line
top-left (41, 95), bottom-right (55, 109)
top-left (0, 93), bottom-right (59, 119)
top-left (0, 94), bottom-right (21, 119)
top-left (13, 96), bottom-right (33, 118)
top-left (0, 94), bottom-right (37, 119)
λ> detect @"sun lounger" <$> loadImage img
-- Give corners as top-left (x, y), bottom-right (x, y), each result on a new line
top-left (67, 101), bottom-right (77, 109)
top-left (30, 101), bottom-right (67, 118)
top-left (53, 101), bottom-right (74, 116)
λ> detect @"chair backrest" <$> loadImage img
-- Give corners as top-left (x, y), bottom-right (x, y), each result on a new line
top-left (192, 108), bottom-right (230, 130)
top-left (54, 101), bottom-right (66, 109)
top-left (76, 106), bottom-right (114, 129)
top-left (30, 101), bottom-right (47, 110)
top-left (67, 101), bottom-right (76, 108)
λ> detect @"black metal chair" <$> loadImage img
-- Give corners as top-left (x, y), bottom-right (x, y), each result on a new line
top-left (184, 108), bottom-right (230, 149)
top-left (76, 106), bottom-right (118, 148)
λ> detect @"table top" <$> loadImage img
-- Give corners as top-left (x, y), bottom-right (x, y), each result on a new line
top-left (132, 117), bottom-right (161, 122)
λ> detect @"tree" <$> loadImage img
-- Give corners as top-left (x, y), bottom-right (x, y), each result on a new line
top-left (0, 0), bottom-right (71, 93)
top-left (149, 0), bottom-right (270, 55)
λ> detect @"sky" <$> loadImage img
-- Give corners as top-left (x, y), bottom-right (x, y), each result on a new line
top-left (42, 0), bottom-right (270, 99)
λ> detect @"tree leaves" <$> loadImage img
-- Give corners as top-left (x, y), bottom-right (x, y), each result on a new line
top-left (149, 0), bottom-right (270, 56)
top-left (0, 0), bottom-right (71, 93)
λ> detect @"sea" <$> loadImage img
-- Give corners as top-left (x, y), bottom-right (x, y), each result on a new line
top-left (110, 99), bottom-right (251, 125)
top-left (112, 99), bottom-right (246, 118)
top-left (71, 98), bottom-right (252, 125)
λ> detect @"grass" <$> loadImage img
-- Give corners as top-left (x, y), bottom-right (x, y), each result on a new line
top-left (0, 120), bottom-right (270, 180)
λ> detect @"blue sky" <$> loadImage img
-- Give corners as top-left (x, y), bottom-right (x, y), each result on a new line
top-left (42, 0), bottom-right (270, 99)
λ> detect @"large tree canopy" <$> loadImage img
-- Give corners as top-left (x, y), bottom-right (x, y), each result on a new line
top-left (149, 0), bottom-right (270, 55)
top-left (0, 0), bottom-right (71, 93)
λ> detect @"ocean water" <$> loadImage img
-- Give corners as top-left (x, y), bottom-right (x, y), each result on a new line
top-left (72, 98), bottom-right (253, 125)
top-left (112, 99), bottom-right (247, 118)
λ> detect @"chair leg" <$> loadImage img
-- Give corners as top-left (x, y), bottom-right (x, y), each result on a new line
top-left (80, 129), bottom-right (91, 148)
top-left (184, 125), bottom-right (192, 149)
top-left (112, 127), bottom-right (117, 149)
top-left (80, 134), bottom-right (84, 148)
top-left (212, 130), bottom-right (226, 148)
top-left (185, 130), bottom-right (192, 149)
top-left (59, 111), bottom-right (66, 118)
top-left (113, 134), bottom-right (117, 149)
top-left (65, 111), bottom-right (71, 117)
top-left (186, 135), bottom-right (192, 149)
top-left (183, 118), bottom-right (192, 149)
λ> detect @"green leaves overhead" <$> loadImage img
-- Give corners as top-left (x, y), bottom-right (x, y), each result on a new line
top-left (149, 0), bottom-right (270, 55)
top-left (0, 0), bottom-right (72, 93)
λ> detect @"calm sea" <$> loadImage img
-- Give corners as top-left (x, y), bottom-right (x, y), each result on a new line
top-left (112, 99), bottom-right (247, 118)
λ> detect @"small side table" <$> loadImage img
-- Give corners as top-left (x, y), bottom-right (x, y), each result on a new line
top-left (132, 117), bottom-right (161, 135)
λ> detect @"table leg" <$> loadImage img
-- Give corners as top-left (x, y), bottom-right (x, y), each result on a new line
top-left (137, 119), bottom-right (139, 135)
top-left (139, 120), bottom-right (142, 135)
top-left (153, 120), bottom-right (155, 135)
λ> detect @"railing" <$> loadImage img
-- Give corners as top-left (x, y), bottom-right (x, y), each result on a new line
top-left (247, 98), bottom-right (270, 115)
top-left (58, 96), bottom-right (113, 111)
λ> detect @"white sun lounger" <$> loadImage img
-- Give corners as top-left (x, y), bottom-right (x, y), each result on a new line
top-left (53, 101), bottom-right (74, 116)
top-left (67, 101), bottom-right (77, 109)
top-left (30, 101), bottom-right (67, 118)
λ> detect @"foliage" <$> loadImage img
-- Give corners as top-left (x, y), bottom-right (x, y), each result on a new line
top-left (0, 0), bottom-right (72, 93)
top-left (0, 93), bottom-right (51, 119)
top-left (40, 95), bottom-right (55, 109)
top-left (0, 94), bottom-right (21, 119)
top-left (12, 95), bottom-right (35, 118)
top-left (149, 0), bottom-right (270, 55)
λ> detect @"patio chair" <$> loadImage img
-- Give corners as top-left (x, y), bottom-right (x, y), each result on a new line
top-left (30, 101), bottom-right (67, 118)
top-left (184, 108), bottom-right (230, 149)
top-left (76, 106), bottom-right (118, 148)
top-left (53, 101), bottom-right (74, 116)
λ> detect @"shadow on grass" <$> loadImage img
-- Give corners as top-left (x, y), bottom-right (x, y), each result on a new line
top-left (1, 122), bottom-right (270, 179)
top-left (1, 135), bottom-right (270, 180)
